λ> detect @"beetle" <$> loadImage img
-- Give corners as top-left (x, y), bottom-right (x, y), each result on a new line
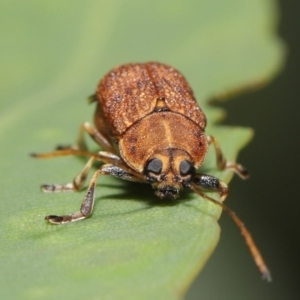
top-left (32, 62), bottom-right (271, 281)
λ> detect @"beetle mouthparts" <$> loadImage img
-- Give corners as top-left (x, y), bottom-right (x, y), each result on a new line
top-left (156, 185), bottom-right (180, 199)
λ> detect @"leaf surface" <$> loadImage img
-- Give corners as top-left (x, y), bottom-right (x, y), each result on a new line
top-left (0, 1), bottom-right (284, 299)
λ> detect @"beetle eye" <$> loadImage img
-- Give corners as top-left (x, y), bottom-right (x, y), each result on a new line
top-left (179, 160), bottom-right (195, 176)
top-left (145, 158), bottom-right (162, 174)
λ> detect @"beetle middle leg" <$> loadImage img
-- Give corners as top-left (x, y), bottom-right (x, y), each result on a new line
top-left (45, 163), bottom-right (145, 224)
top-left (207, 135), bottom-right (249, 179)
top-left (38, 151), bottom-right (128, 193)
top-left (41, 155), bottom-right (96, 193)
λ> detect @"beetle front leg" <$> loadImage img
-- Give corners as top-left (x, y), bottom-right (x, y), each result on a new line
top-left (192, 173), bottom-right (228, 201)
top-left (207, 135), bottom-right (249, 179)
top-left (45, 164), bottom-right (145, 224)
top-left (46, 166), bottom-right (104, 224)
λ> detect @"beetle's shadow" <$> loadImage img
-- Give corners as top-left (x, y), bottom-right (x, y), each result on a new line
top-left (92, 180), bottom-right (221, 221)
top-left (93, 180), bottom-right (195, 216)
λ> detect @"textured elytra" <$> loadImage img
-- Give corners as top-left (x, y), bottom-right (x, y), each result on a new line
top-left (96, 62), bottom-right (207, 138)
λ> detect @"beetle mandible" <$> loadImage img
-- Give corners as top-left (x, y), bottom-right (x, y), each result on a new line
top-left (32, 62), bottom-right (271, 281)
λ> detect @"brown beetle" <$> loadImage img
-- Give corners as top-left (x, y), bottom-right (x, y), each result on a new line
top-left (32, 62), bottom-right (270, 281)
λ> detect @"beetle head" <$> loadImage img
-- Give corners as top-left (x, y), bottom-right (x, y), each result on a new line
top-left (144, 149), bottom-right (195, 199)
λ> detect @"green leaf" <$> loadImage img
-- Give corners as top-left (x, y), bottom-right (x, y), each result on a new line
top-left (0, 1), bottom-right (284, 299)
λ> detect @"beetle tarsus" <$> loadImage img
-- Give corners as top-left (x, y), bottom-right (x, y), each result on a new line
top-left (262, 270), bottom-right (272, 282)
top-left (45, 215), bottom-right (66, 224)
top-left (41, 183), bottom-right (74, 193)
top-left (225, 162), bottom-right (250, 179)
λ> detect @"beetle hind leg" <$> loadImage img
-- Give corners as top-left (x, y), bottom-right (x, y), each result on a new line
top-left (75, 122), bottom-right (115, 153)
top-left (207, 135), bottom-right (249, 179)
top-left (55, 121), bottom-right (115, 153)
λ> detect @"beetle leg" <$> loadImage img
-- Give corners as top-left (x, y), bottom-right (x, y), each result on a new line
top-left (45, 163), bottom-right (145, 224)
top-left (207, 135), bottom-right (249, 179)
top-left (45, 165), bottom-right (104, 224)
top-left (31, 149), bottom-right (95, 159)
top-left (99, 164), bottom-right (146, 183)
top-left (75, 122), bottom-right (115, 153)
top-left (54, 122), bottom-right (115, 153)
top-left (40, 150), bottom-right (143, 193)
top-left (192, 173), bottom-right (228, 201)
top-left (41, 156), bottom-right (95, 192)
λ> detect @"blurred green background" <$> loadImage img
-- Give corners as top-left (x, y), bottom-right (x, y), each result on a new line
top-left (1, 0), bottom-right (298, 299)
top-left (187, 1), bottom-right (300, 300)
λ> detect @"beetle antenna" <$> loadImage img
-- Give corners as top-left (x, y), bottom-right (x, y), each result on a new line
top-left (190, 184), bottom-right (272, 282)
